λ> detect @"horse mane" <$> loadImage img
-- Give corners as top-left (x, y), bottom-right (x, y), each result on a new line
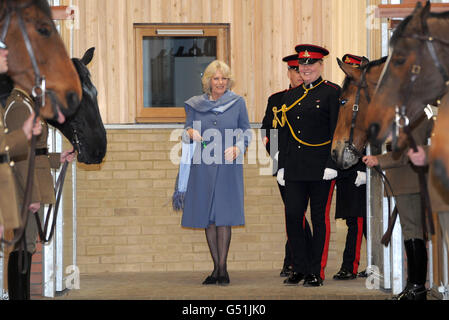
top-left (341, 56), bottom-right (388, 92)
top-left (34, 0), bottom-right (53, 18)
top-left (390, 15), bottom-right (413, 47)
top-left (391, 10), bottom-right (449, 46)
top-left (1, 0), bottom-right (52, 19)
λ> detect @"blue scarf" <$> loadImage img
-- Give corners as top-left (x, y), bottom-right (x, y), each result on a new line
top-left (172, 91), bottom-right (240, 211)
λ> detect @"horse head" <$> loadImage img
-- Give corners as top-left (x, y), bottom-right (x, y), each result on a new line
top-left (365, 1), bottom-right (449, 147)
top-left (47, 47), bottom-right (107, 164)
top-left (331, 56), bottom-right (386, 169)
top-left (1, 0), bottom-right (82, 123)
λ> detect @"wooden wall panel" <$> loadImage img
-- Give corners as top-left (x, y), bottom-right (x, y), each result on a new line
top-left (70, 0), bottom-right (381, 124)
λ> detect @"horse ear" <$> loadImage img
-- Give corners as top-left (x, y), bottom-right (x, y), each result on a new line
top-left (81, 47), bottom-right (95, 66)
top-left (421, 1), bottom-right (431, 21)
top-left (337, 58), bottom-right (362, 80)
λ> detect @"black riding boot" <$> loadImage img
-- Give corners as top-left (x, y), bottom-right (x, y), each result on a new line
top-left (7, 251), bottom-right (32, 300)
top-left (392, 239), bottom-right (428, 300)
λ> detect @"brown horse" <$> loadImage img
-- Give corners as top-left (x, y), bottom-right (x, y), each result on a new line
top-left (331, 56), bottom-right (386, 169)
top-left (364, 1), bottom-right (449, 147)
top-left (1, 0), bottom-right (82, 122)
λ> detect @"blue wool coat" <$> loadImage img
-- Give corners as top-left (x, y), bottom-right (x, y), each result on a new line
top-left (181, 91), bottom-right (251, 229)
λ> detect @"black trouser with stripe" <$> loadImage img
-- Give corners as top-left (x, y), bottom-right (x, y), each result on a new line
top-left (341, 217), bottom-right (366, 274)
top-left (285, 179), bottom-right (335, 279)
top-left (278, 183), bottom-right (312, 267)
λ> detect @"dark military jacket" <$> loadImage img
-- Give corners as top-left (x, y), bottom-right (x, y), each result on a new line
top-left (260, 87), bottom-right (293, 175)
top-left (278, 77), bottom-right (340, 181)
top-left (335, 157), bottom-right (367, 219)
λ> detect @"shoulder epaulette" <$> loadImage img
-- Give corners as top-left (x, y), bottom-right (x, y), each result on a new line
top-left (323, 80), bottom-right (340, 91)
top-left (269, 88), bottom-right (288, 99)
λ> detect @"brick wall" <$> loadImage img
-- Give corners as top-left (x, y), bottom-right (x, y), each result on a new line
top-left (75, 128), bottom-right (339, 274)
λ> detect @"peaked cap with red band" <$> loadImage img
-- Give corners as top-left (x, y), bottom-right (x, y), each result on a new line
top-left (342, 53), bottom-right (363, 66)
top-left (282, 54), bottom-right (299, 67)
top-left (295, 44), bottom-right (329, 65)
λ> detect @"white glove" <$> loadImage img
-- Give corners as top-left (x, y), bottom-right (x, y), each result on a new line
top-left (277, 168), bottom-right (285, 186)
top-left (322, 168), bottom-right (337, 180)
top-left (354, 171), bottom-right (367, 187)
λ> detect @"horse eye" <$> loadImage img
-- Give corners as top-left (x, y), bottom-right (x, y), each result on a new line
top-left (340, 99), bottom-right (347, 106)
top-left (37, 25), bottom-right (51, 37)
top-left (392, 56), bottom-right (406, 66)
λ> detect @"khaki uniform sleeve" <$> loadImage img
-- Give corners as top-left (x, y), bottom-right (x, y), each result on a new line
top-left (377, 150), bottom-right (409, 170)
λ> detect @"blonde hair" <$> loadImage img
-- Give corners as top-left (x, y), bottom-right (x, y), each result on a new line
top-left (201, 60), bottom-right (234, 94)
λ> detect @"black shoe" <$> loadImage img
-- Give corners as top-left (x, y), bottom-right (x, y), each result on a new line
top-left (391, 282), bottom-right (427, 300)
top-left (390, 239), bottom-right (428, 300)
top-left (303, 274), bottom-right (323, 287)
top-left (280, 264), bottom-right (293, 277)
top-left (202, 275), bottom-right (218, 285)
top-left (333, 268), bottom-right (357, 280)
top-left (217, 274), bottom-right (230, 286)
top-left (283, 272), bottom-right (304, 285)
top-left (357, 269), bottom-right (368, 278)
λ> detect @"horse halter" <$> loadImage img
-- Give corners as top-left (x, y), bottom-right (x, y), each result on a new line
top-left (344, 67), bottom-right (370, 159)
top-left (0, 1), bottom-right (46, 112)
top-left (393, 18), bottom-right (449, 132)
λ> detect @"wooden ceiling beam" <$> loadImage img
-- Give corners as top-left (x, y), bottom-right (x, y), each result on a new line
top-left (375, 3), bottom-right (449, 19)
top-left (51, 6), bottom-right (75, 20)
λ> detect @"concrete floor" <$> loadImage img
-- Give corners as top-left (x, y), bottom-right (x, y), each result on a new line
top-left (43, 219), bottom-right (394, 301)
top-left (49, 270), bottom-right (392, 300)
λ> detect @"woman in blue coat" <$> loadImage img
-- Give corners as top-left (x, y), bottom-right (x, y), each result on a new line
top-left (179, 60), bottom-right (251, 285)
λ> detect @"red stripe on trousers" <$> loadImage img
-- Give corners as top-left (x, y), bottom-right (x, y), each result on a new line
top-left (353, 217), bottom-right (364, 274)
top-left (302, 213), bottom-right (306, 229)
top-left (320, 180), bottom-right (336, 280)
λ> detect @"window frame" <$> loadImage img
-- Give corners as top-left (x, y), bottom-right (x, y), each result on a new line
top-left (134, 23), bottom-right (230, 123)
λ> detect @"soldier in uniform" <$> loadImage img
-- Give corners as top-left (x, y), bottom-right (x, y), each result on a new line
top-left (261, 54), bottom-right (312, 277)
top-left (275, 44), bottom-right (340, 287)
top-left (408, 143), bottom-right (449, 266)
top-left (363, 113), bottom-right (433, 300)
top-left (0, 40), bottom-right (41, 240)
top-left (333, 54), bottom-right (368, 280)
top-left (5, 87), bottom-right (75, 300)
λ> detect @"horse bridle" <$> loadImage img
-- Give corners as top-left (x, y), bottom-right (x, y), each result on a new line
top-left (1, 0), bottom-right (46, 108)
top-left (393, 18), bottom-right (449, 134)
top-left (344, 66), bottom-right (370, 160)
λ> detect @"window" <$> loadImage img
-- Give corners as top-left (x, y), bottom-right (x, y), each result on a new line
top-left (135, 24), bottom-right (230, 122)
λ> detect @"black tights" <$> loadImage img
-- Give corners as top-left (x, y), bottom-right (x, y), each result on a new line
top-left (205, 224), bottom-right (231, 277)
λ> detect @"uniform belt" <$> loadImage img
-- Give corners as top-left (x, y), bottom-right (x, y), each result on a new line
top-left (35, 148), bottom-right (49, 156)
top-left (0, 153), bottom-right (9, 163)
